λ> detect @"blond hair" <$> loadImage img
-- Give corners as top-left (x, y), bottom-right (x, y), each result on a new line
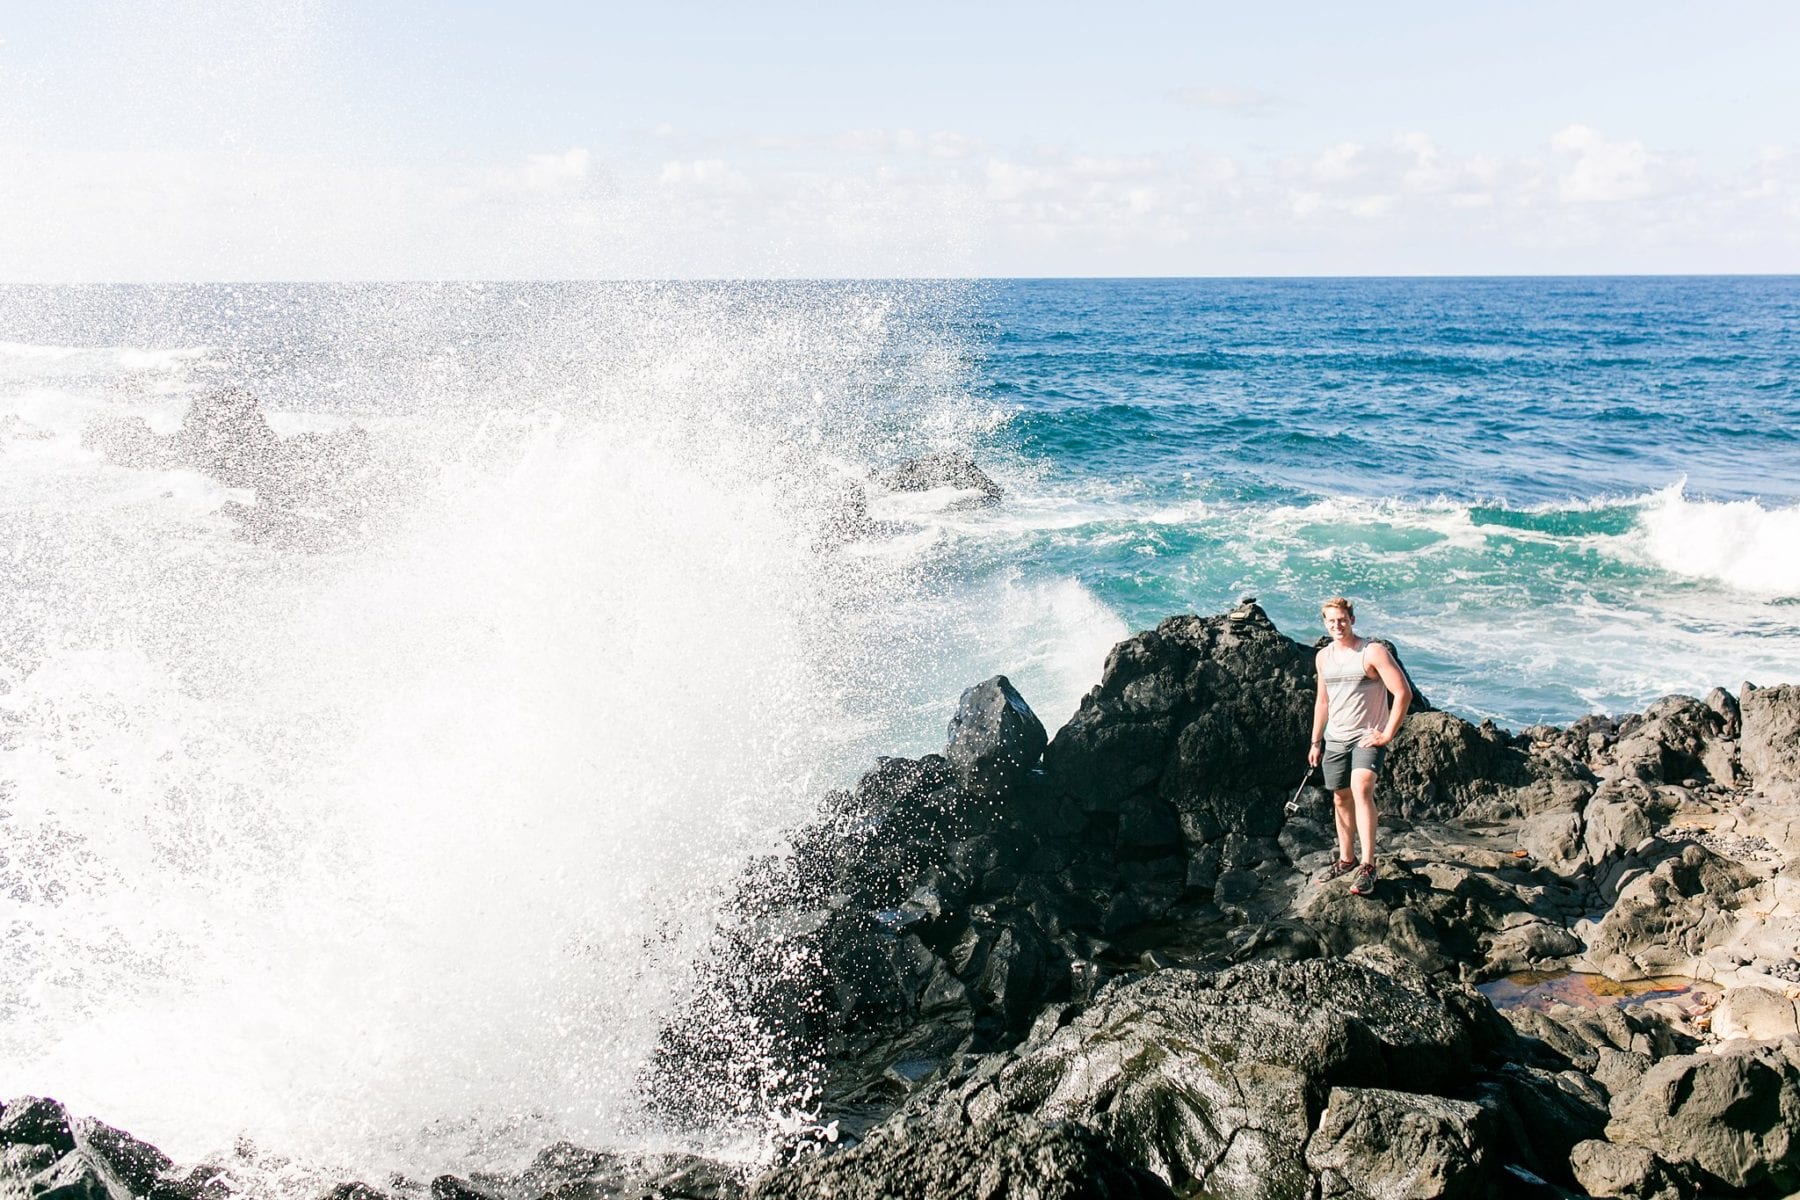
top-left (1321, 596), bottom-right (1355, 621)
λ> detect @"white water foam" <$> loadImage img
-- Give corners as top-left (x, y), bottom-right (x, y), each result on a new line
top-left (1631, 481), bottom-right (1800, 598)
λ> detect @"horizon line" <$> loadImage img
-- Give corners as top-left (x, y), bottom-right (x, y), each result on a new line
top-left (3, 272), bottom-right (1799, 287)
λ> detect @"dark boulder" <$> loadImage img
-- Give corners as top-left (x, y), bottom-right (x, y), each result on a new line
top-left (1704, 686), bottom-right (1742, 738)
top-left (1044, 605), bottom-right (1315, 843)
top-left (1381, 711), bottom-right (1534, 821)
top-left (0, 1097), bottom-right (77, 1156)
top-left (945, 676), bottom-right (1048, 800)
top-left (1583, 843), bottom-right (1756, 981)
top-left (1305, 1087), bottom-right (1496, 1199)
top-left (1483, 1062), bottom-right (1610, 1184)
top-left (1608, 694), bottom-right (1737, 787)
top-left (431, 1144), bottom-right (744, 1200)
top-left (173, 387), bottom-right (280, 482)
top-left (1579, 781), bottom-right (1662, 894)
top-left (1569, 1138), bottom-right (1695, 1200)
top-left (0, 1095), bottom-right (179, 1200)
top-left (81, 414), bottom-right (173, 470)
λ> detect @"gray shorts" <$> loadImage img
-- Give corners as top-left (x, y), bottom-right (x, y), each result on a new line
top-left (1322, 741), bottom-right (1387, 790)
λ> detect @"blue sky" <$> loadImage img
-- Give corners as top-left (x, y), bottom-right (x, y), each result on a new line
top-left (3, 1), bottom-right (1797, 278)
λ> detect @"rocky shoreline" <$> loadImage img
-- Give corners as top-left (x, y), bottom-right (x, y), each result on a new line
top-left (7, 603), bottom-right (1799, 1199)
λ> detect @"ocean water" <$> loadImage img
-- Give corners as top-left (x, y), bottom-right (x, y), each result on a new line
top-left (975, 276), bottom-right (1800, 722)
top-left (1, 277), bottom-right (1797, 1186)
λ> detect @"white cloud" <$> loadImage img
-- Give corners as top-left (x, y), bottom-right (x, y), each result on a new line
top-left (1310, 142), bottom-right (1365, 184)
top-left (913, 130), bottom-right (982, 160)
top-left (825, 129), bottom-right (893, 155)
top-left (1551, 124), bottom-right (1657, 203)
top-left (1068, 155), bottom-right (1160, 181)
top-left (1, 125), bottom-right (1795, 279)
top-left (984, 159), bottom-right (1063, 201)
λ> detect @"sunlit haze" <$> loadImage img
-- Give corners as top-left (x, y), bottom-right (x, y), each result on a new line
top-left (4, 0), bottom-right (1798, 279)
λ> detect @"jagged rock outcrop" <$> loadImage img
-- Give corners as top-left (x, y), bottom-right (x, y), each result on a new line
top-left (82, 387), bottom-right (383, 548)
top-left (81, 412), bottom-right (170, 470)
top-left (1740, 682), bottom-right (1800, 791)
top-left (652, 604), bottom-right (1800, 1138)
top-left (1380, 710), bottom-right (1537, 820)
top-left (1603, 1041), bottom-right (1800, 1195)
top-left (653, 605), bottom-right (1341, 1126)
top-left (1307, 1087), bottom-right (1496, 1199)
top-left (427, 1142), bottom-right (746, 1200)
top-left (1607, 695), bottom-right (1739, 788)
top-left (12, 605), bottom-right (1800, 1200)
top-left (769, 959), bottom-right (1600, 1199)
top-left (876, 451), bottom-right (1003, 505)
top-left (1580, 843), bottom-right (1758, 980)
top-left (0, 1095), bottom-right (211, 1200)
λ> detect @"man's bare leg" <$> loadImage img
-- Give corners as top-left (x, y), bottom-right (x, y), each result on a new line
top-left (1350, 768), bottom-right (1379, 865)
top-left (1333, 787), bottom-right (1357, 863)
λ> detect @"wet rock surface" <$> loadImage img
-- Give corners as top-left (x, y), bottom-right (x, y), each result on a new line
top-left (0, 1097), bottom-right (189, 1200)
top-left (13, 604), bottom-right (1800, 1199)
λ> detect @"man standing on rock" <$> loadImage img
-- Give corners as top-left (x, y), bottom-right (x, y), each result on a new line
top-left (1308, 597), bottom-right (1412, 896)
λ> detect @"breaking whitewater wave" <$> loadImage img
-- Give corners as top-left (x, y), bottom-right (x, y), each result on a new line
top-left (1630, 482), bottom-right (1800, 598)
top-left (0, 283), bottom-right (1128, 1189)
top-left (1239, 485), bottom-right (1800, 601)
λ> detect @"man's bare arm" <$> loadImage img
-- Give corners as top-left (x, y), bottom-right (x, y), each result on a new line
top-left (1362, 643), bottom-right (1412, 747)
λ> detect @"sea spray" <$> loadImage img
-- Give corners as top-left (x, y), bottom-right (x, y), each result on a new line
top-left (4, 414), bottom-right (842, 1180)
top-left (0, 282), bottom-right (1127, 1189)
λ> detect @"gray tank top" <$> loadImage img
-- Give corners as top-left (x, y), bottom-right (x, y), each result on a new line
top-left (1322, 641), bottom-right (1390, 743)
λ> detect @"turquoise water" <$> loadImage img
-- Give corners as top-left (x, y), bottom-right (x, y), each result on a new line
top-left (962, 277), bottom-right (1800, 725)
